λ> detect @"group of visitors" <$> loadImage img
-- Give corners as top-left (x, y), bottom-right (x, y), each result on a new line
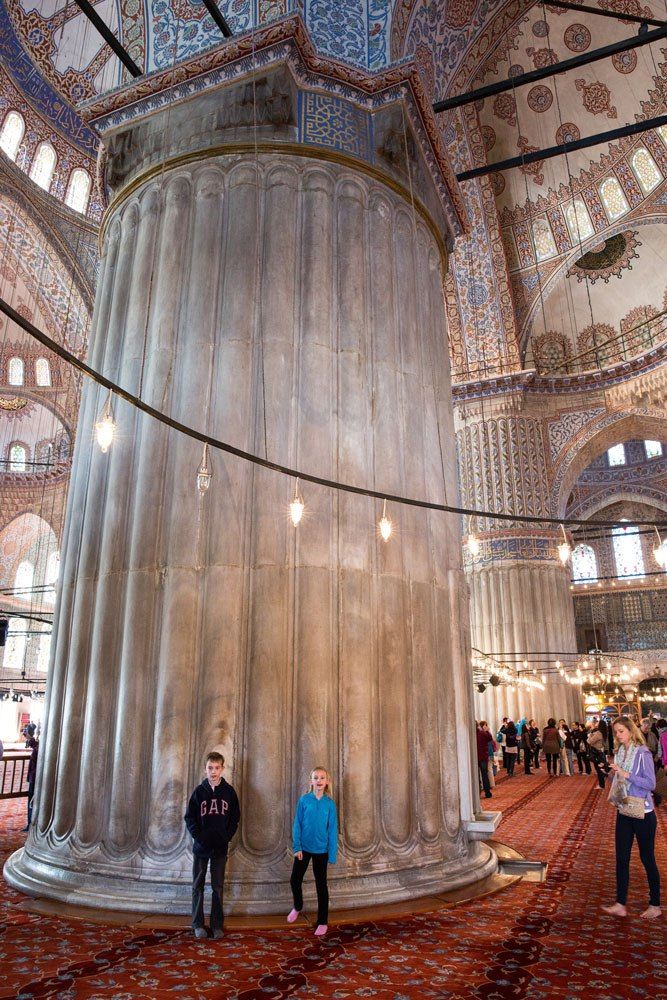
top-left (476, 714), bottom-right (665, 920)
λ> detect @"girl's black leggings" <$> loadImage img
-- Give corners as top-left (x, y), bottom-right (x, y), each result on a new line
top-left (545, 753), bottom-right (559, 774)
top-left (290, 851), bottom-right (329, 925)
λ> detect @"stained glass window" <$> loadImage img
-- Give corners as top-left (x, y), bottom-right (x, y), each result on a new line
top-left (564, 199), bottom-right (594, 243)
top-left (29, 142), bottom-right (56, 192)
top-left (572, 544), bottom-right (598, 583)
top-left (0, 112), bottom-right (24, 160)
top-left (630, 147), bottom-right (662, 194)
top-left (14, 559), bottom-right (34, 596)
top-left (612, 522), bottom-right (645, 578)
top-left (599, 177), bottom-right (630, 221)
top-left (9, 444), bottom-right (26, 472)
top-left (35, 357), bottom-right (51, 386)
top-left (532, 218), bottom-right (557, 261)
top-left (607, 444), bottom-right (626, 466)
top-left (64, 168), bottom-right (91, 213)
top-left (8, 357), bottom-right (24, 385)
top-left (645, 440), bottom-right (662, 458)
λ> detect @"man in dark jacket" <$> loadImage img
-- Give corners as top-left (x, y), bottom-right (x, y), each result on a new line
top-left (23, 725), bottom-right (39, 831)
top-left (476, 722), bottom-right (494, 799)
top-left (184, 751), bottom-right (240, 939)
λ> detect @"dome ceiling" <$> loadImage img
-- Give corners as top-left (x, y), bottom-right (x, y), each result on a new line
top-left (471, 2), bottom-right (667, 211)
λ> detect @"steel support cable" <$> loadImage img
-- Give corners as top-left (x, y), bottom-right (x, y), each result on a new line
top-left (3, 294), bottom-right (667, 529)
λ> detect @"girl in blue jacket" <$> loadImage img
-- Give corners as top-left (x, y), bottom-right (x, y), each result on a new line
top-left (287, 766), bottom-right (338, 936)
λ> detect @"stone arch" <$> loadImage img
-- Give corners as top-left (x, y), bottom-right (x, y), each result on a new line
top-left (568, 490), bottom-right (667, 521)
top-left (552, 408), bottom-right (667, 519)
top-left (0, 512), bottom-right (59, 598)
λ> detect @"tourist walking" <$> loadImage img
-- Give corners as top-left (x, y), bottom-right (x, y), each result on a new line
top-left (288, 766), bottom-right (338, 937)
top-left (505, 721), bottom-right (519, 777)
top-left (476, 722), bottom-right (494, 798)
top-left (521, 724), bottom-right (535, 775)
top-left (603, 717), bottom-right (661, 921)
top-left (558, 721), bottom-right (574, 776)
top-left (572, 723), bottom-right (591, 774)
top-left (528, 720), bottom-right (541, 769)
top-left (588, 723), bottom-right (609, 790)
top-left (542, 719), bottom-right (561, 776)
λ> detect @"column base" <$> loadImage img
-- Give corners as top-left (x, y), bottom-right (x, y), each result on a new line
top-left (4, 841), bottom-right (497, 916)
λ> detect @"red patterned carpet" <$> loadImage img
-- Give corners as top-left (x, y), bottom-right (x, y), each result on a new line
top-left (0, 771), bottom-right (665, 999)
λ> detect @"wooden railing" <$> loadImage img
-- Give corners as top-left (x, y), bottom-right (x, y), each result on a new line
top-left (0, 752), bottom-right (30, 799)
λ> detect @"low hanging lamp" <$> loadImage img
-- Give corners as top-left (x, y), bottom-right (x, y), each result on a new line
top-left (378, 499), bottom-right (393, 542)
top-left (196, 442), bottom-right (212, 495)
top-left (95, 389), bottom-right (115, 453)
top-left (289, 478), bottom-right (305, 527)
top-left (557, 524), bottom-right (572, 565)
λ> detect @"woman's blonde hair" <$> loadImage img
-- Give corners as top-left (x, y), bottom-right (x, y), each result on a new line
top-left (612, 717), bottom-right (646, 748)
top-left (308, 766), bottom-right (332, 797)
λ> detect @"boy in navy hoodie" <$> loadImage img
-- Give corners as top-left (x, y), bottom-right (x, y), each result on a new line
top-left (184, 752), bottom-right (240, 939)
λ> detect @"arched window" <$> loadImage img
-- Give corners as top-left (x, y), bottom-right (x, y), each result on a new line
top-left (532, 218), bottom-right (557, 261)
top-left (44, 551), bottom-right (60, 605)
top-left (564, 199), bottom-right (594, 242)
top-left (4, 620), bottom-right (26, 671)
top-left (36, 440), bottom-right (54, 466)
top-left (8, 356), bottom-right (24, 385)
top-left (599, 177), bottom-right (630, 221)
top-left (37, 632), bottom-right (52, 672)
top-left (64, 168), bottom-right (91, 213)
top-left (645, 440), bottom-right (662, 459)
top-left (35, 357), bottom-right (51, 386)
top-left (9, 443), bottom-right (27, 472)
top-left (612, 522), bottom-right (645, 578)
top-left (0, 111), bottom-right (25, 160)
top-left (572, 544), bottom-right (598, 583)
top-left (29, 142), bottom-right (57, 191)
top-left (607, 444), bottom-right (626, 466)
top-left (14, 559), bottom-right (34, 597)
top-left (630, 147), bottom-right (662, 194)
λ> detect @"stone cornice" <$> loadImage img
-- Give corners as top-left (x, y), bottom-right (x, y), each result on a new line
top-left (453, 341), bottom-right (667, 400)
top-left (80, 13), bottom-right (468, 240)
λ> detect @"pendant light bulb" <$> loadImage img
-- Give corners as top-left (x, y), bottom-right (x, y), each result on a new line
top-left (557, 524), bottom-right (571, 565)
top-left (467, 533), bottom-right (480, 558)
top-left (289, 478), bottom-right (304, 527)
top-left (196, 442), bottom-right (212, 496)
top-left (379, 499), bottom-right (392, 542)
top-left (95, 389), bottom-right (115, 453)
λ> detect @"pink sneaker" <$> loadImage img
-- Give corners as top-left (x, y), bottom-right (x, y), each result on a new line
top-left (314, 924), bottom-right (328, 936)
top-left (286, 908), bottom-right (300, 923)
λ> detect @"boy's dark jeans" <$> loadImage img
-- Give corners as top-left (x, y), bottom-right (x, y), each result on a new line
top-left (192, 854), bottom-right (227, 931)
top-left (290, 851), bottom-right (329, 925)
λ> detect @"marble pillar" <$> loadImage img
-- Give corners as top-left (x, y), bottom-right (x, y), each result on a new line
top-left (5, 64), bottom-right (495, 912)
top-left (456, 404), bottom-right (583, 729)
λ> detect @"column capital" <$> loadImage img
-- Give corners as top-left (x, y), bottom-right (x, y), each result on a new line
top-left (83, 14), bottom-right (466, 248)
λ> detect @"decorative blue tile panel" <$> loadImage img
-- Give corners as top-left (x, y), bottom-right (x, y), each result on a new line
top-left (298, 90), bottom-right (373, 162)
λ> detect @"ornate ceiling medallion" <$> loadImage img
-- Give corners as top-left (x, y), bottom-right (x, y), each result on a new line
top-left (567, 231), bottom-right (641, 283)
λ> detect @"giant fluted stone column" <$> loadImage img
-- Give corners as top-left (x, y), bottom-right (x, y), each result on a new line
top-left (456, 400), bottom-right (583, 727)
top-left (5, 50), bottom-right (495, 912)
